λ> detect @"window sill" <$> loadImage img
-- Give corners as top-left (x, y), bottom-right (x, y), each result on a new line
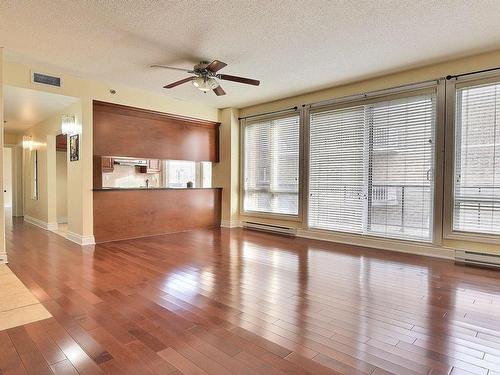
top-left (443, 230), bottom-right (500, 245)
top-left (239, 211), bottom-right (302, 223)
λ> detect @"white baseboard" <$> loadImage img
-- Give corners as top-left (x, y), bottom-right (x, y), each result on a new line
top-left (65, 231), bottom-right (96, 246)
top-left (24, 216), bottom-right (94, 246)
top-left (57, 217), bottom-right (68, 224)
top-left (47, 222), bottom-right (59, 231)
top-left (24, 215), bottom-right (58, 231)
top-left (296, 228), bottom-right (455, 260)
top-left (221, 219), bottom-right (241, 228)
top-left (0, 251), bottom-right (8, 264)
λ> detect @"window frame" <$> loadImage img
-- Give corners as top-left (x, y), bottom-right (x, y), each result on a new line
top-left (239, 110), bottom-right (304, 221)
top-left (303, 83), bottom-right (446, 245)
top-left (443, 73), bottom-right (500, 244)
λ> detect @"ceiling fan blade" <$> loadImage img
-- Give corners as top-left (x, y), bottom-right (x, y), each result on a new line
top-left (213, 85), bottom-right (226, 96)
top-left (218, 74), bottom-right (260, 86)
top-left (163, 76), bottom-right (196, 88)
top-left (151, 64), bottom-right (193, 73)
top-left (206, 60), bottom-right (227, 73)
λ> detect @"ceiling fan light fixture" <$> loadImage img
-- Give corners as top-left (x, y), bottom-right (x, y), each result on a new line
top-left (192, 76), bottom-right (219, 92)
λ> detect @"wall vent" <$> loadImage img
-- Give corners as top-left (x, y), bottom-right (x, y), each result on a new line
top-left (242, 221), bottom-right (296, 236)
top-left (455, 250), bottom-right (500, 269)
top-left (31, 72), bottom-right (62, 87)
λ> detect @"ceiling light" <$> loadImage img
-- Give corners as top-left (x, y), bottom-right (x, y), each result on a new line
top-left (22, 135), bottom-right (32, 150)
top-left (192, 76), bottom-right (219, 92)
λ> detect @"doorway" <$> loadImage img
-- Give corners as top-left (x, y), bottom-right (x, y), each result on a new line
top-left (54, 134), bottom-right (68, 236)
top-left (3, 147), bottom-right (12, 210)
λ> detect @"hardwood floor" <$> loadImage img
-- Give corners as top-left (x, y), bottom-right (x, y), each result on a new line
top-left (3, 217), bottom-right (500, 375)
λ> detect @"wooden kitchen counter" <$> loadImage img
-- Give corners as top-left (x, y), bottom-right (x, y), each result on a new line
top-left (93, 188), bottom-right (221, 243)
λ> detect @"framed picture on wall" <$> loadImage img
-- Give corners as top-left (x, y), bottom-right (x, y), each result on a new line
top-left (69, 134), bottom-right (79, 161)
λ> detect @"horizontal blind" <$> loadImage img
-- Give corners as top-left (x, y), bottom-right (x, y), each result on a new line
top-left (308, 93), bottom-right (436, 242)
top-left (309, 105), bottom-right (366, 233)
top-left (368, 95), bottom-right (435, 241)
top-left (453, 82), bottom-right (500, 235)
top-left (243, 114), bottom-right (299, 215)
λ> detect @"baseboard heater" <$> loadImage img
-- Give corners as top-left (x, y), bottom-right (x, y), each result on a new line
top-left (242, 221), bottom-right (297, 236)
top-left (455, 250), bottom-right (500, 269)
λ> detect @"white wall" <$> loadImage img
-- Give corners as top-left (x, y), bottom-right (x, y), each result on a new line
top-left (56, 150), bottom-right (67, 223)
top-left (0, 48), bottom-right (6, 263)
top-left (3, 148), bottom-right (12, 208)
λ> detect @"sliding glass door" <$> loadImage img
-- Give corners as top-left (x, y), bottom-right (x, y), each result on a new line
top-left (308, 92), bottom-right (436, 242)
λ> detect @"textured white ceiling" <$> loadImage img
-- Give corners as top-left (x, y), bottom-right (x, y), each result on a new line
top-left (2, 0), bottom-right (500, 109)
top-left (4, 86), bottom-right (78, 133)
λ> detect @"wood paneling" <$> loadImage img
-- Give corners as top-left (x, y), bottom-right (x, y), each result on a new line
top-left (93, 101), bottom-right (220, 162)
top-left (93, 188), bottom-right (222, 243)
top-left (5, 219), bottom-right (500, 375)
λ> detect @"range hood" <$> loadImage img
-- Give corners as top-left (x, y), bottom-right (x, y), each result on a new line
top-left (114, 158), bottom-right (147, 166)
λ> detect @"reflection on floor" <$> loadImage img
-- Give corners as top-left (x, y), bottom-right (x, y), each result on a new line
top-left (3, 217), bottom-right (500, 375)
top-left (0, 265), bottom-right (51, 330)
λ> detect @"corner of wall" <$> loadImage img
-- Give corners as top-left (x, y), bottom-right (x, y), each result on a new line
top-left (0, 47), bottom-right (7, 264)
top-left (214, 108), bottom-right (240, 226)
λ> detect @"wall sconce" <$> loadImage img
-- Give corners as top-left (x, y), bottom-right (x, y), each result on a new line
top-left (22, 135), bottom-right (33, 150)
top-left (61, 114), bottom-right (80, 135)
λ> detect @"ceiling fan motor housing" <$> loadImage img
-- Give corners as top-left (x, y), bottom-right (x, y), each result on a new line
top-left (194, 61), bottom-right (212, 75)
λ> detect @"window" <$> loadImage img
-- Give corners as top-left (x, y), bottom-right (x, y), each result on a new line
top-left (166, 160), bottom-right (196, 188)
top-left (242, 114), bottom-right (300, 216)
top-left (308, 93), bottom-right (436, 242)
top-left (453, 81), bottom-right (500, 235)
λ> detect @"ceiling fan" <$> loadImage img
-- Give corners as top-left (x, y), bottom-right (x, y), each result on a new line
top-left (151, 60), bottom-right (260, 96)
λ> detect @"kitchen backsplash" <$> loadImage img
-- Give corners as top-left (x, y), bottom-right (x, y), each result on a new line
top-left (102, 164), bottom-right (160, 188)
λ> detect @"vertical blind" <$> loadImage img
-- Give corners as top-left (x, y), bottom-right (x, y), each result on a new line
top-left (309, 93), bottom-right (436, 242)
top-left (243, 114), bottom-right (300, 215)
top-left (453, 82), bottom-right (500, 235)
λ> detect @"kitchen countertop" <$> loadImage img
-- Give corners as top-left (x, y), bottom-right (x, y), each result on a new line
top-left (93, 187), bottom-right (222, 191)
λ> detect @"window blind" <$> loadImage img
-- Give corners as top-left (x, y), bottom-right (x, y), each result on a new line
top-left (243, 114), bottom-right (300, 215)
top-left (453, 82), bottom-right (500, 235)
top-left (308, 105), bottom-right (366, 233)
top-left (309, 93), bottom-right (436, 242)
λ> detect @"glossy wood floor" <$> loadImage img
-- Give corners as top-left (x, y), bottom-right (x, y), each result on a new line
top-left (3, 217), bottom-right (500, 375)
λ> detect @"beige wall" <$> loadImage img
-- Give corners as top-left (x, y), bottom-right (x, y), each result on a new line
top-left (4, 133), bottom-right (23, 217)
top-left (0, 49), bottom-right (6, 263)
top-left (213, 108), bottom-right (239, 226)
top-left (236, 49), bottom-right (500, 256)
top-left (4, 132), bottom-right (18, 145)
top-left (56, 151), bottom-right (67, 223)
top-left (5, 59), bottom-right (218, 243)
top-left (3, 148), bottom-right (12, 208)
top-left (240, 49), bottom-right (500, 117)
top-left (22, 105), bottom-right (73, 224)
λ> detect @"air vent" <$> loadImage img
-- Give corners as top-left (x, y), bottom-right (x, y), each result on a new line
top-left (32, 72), bottom-right (62, 87)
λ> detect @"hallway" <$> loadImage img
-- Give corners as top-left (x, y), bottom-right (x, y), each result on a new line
top-left (2, 219), bottom-right (500, 375)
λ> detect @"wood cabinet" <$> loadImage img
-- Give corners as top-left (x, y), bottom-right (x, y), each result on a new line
top-left (93, 101), bottom-right (220, 162)
top-left (101, 157), bottom-right (114, 172)
top-left (147, 159), bottom-right (161, 172)
top-left (137, 159), bottom-right (161, 174)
